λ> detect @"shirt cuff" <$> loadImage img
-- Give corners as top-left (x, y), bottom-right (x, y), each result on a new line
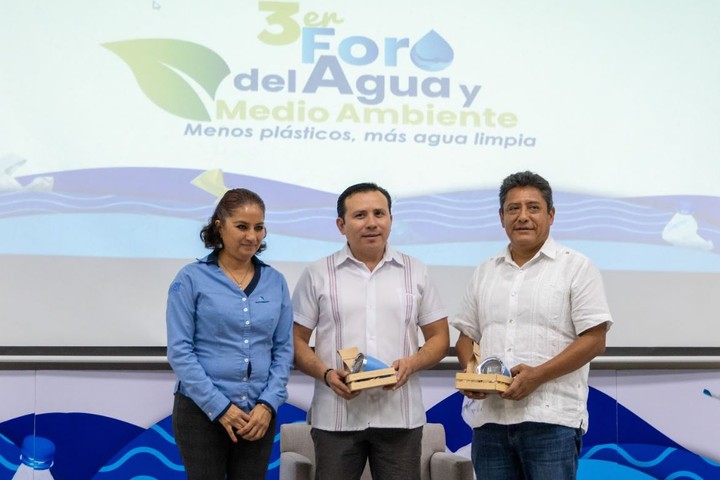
top-left (256, 400), bottom-right (276, 417)
top-left (213, 402), bottom-right (232, 422)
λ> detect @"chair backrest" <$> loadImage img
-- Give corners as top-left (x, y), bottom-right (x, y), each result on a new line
top-left (420, 423), bottom-right (447, 480)
top-left (280, 422), bottom-right (450, 480)
top-left (280, 422), bottom-right (317, 473)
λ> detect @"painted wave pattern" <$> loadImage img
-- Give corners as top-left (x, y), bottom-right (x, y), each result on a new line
top-left (2, 167), bottom-right (718, 251)
top-left (581, 443), bottom-right (720, 479)
top-left (91, 416), bottom-right (184, 480)
top-left (0, 412), bottom-right (144, 480)
top-left (91, 403), bottom-right (307, 480)
top-left (0, 433), bottom-right (20, 480)
top-left (0, 389), bottom-right (718, 479)
top-left (426, 389), bottom-right (720, 480)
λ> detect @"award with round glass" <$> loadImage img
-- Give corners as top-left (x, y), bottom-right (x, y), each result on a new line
top-left (337, 347), bottom-right (398, 391)
top-left (455, 342), bottom-right (513, 393)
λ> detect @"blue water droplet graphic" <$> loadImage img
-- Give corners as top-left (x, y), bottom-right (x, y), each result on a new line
top-left (410, 30), bottom-right (454, 72)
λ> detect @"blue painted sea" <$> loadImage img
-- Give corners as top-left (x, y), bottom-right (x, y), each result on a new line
top-left (1, 167), bottom-right (718, 272)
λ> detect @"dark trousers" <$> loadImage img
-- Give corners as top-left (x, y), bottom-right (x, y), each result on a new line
top-left (173, 393), bottom-right (276, 480)
top-left (311, 426), bottom-right (423, 480)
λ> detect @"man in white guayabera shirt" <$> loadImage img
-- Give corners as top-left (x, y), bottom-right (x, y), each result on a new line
top-left (292, 182), bottom-right (449, 480)
top-left (452, 171), bottom-right (613, 480)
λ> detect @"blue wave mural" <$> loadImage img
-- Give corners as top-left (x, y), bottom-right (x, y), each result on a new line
top-left (92, 416), bottom-right (184, 480)
top-left (91, 403), bottom-right (307, 480)
top-left (0, 404), bottom-right (307, 480)
top-left (0, 388), bottom-right (718, 479)
top-left (1, 167), bottom-right (719, 270)
top-left (0, 433), bottom-right (20, 480)
top-left (0, 413), bottom-right (142, 480)
top-left (2, 167), bottom-right (717, 246)
top-left (427, 388), bottom-right (720, 480)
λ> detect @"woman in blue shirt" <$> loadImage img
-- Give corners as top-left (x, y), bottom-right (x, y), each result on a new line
top-left (166, 188), bottom-right (294, 480)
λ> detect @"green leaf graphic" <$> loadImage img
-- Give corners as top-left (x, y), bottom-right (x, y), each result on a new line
top-left (103, 39), bottom-right (231, 121)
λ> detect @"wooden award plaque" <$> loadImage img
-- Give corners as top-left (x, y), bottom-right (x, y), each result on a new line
top-left (338, 347), bottom-right (397, 391)
top-left (454, 343), bottom-right (512, 394)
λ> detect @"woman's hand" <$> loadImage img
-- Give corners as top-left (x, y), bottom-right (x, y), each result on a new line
top-left (236, 403), bottom-right (273, 441)
top-left (218, 404), bottom-right (251, 443)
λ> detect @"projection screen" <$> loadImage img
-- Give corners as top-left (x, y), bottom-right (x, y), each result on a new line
top-left (1, 0), bottom-right (719, 352)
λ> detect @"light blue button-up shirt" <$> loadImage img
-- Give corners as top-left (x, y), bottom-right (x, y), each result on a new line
top-left (166, 251), bottom-right (293, 420)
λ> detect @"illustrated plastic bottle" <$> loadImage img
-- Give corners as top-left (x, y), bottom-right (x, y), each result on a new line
top-left (11, 435), bottom-right (55, 480)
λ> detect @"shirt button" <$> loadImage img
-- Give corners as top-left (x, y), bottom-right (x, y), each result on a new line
top-left (243, 308), bottom-right (248, 312)
top-left (244, 358), bottom-right (249, 363)
top-left (242, 297), bottom-right (247, 302)
top-left (243, 377), bottom-right (248, 381)
top-left (245, 321), bottom-right (250, 325)
top-left (244, 339), bottom-right (249, 344)
top-left (241, 396), bottom-right (247, 401)
top-left (509, 319), bottom-right (514, 323)
top-left (507, 347), bottom-right (512, 352)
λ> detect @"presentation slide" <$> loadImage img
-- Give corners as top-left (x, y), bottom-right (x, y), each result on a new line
top-left (1, 1), bottom-right (719, 349)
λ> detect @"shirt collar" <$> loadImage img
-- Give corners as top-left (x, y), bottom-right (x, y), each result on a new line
top-left (538, 236), bottom-right (559, 260)
top-left (335, 243), bottom-right (404, 268)
top-left (496, 236), bottom-right (558, 265)
top-left (198, 249), bottom-right (266, 267)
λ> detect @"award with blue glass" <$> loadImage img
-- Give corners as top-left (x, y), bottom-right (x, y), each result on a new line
top-left (338, 347), bottom-right (397, 391)
top-left (455, 342), bottom-right (513, 393)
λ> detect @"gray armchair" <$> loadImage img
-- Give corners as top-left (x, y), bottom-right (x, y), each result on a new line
top-left (279, 422), bottom-right (473, 480)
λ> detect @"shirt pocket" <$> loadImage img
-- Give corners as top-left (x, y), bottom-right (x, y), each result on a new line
top-left (537, 283), bottom-right (574, 356)
top-left (538, 283), bottom-right (568, 324)
top-left (250, 298), bottom-right (282, 335)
